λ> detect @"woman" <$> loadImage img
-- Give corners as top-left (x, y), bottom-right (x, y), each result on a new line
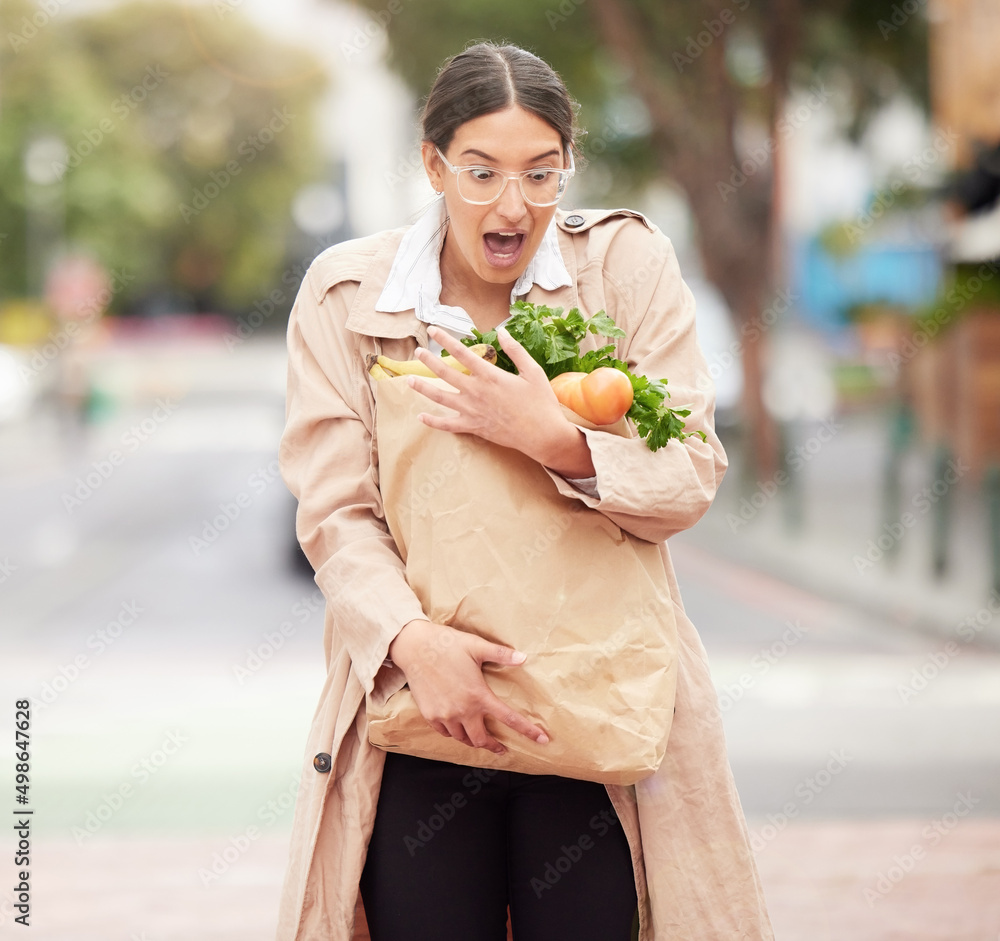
top-left (276, 41), bottom-right (773, 941)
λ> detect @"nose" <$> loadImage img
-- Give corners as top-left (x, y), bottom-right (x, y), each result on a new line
top-left (495, 176), bottom-right (528, 223)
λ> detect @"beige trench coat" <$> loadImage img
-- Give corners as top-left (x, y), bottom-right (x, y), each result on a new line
top-left (276, 207), bottom-right (774, 940)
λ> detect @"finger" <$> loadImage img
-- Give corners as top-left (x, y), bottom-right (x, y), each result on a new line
top-left (424, 326), bottom-right (493, 376)
top-left (484, 692), bottom-right (549, 744)
top-left (406, 374), bottom-right (464, 407)
top-left (443, 719), bottom-right (473, 747)
top-left (417, 412), bottom-right (473, 435)
top-left (405, 377), bottom-right (473, 433)
top-left (464, 719), bottom-right (505, 755)
top-left (409, 349), bottom-right (467, 389)
top-left (496, 326), bottom-right (547, 382)
top-left (475, 640), bottom-right (528, 667)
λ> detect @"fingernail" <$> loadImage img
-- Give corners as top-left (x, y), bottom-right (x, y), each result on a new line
top-left (407, 376), bottom-right (417, 387)
top-left (511, 650), bottom-right (526, 664)
top-left (537, 733), bottom-right (549, 745)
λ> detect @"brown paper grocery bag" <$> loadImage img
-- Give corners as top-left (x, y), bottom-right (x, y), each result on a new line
top-left (366, 375), bottom-right (677, 786)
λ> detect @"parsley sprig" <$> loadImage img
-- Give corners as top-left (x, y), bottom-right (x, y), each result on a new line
top-left (460, 301), bottom-right (705, 451)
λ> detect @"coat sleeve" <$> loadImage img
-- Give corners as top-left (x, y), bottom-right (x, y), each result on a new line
top-left (544, 224), bottom-right (728, 544)
top-left (279, 267), bottom-right (427, 695)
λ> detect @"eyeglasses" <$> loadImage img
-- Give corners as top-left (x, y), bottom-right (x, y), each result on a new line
top-left (434, 145), bottom-right (575, 207)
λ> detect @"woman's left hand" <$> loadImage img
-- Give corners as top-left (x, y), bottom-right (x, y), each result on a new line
top-left (407, 325), bottom-right (596, 479)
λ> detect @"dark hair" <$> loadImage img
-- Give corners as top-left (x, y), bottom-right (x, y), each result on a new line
top-left (421, 42), bottom-right (579, 157)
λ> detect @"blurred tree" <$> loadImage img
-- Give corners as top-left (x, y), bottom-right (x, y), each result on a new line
top-left (347, 0), bottom-right (928, 474)
top-left (0, 0), bottom-right (326, 313)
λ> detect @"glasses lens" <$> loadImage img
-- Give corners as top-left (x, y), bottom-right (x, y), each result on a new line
top-left (456, 168), bottom-right (505, 204)
top-left (519, 169), bottom-right (566, 206)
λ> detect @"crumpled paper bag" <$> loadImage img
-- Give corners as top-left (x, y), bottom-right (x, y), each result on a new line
top-left (366, 374), bottom-right (677, 786)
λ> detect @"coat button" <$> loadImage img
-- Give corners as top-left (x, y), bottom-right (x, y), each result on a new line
top-left (313, 752), bottom-right (332, 773)
top-left (564, 214), bottom-right (585, 227)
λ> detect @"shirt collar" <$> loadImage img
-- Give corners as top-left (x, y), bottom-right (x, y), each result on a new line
top-left (374, 196), bottom-right (572, 336)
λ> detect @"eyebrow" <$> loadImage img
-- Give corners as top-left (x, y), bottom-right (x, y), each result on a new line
top-left (460, 148), bottom-right (562, 164)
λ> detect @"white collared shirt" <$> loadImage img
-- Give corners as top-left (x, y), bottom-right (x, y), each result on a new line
top-left (373, 197), bottom-right (598, 498)
top-left (375, 196), bottom-right (572, 348)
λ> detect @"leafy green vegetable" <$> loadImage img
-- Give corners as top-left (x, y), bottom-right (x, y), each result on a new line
top-left (460, 301), bottom-right (706, 451)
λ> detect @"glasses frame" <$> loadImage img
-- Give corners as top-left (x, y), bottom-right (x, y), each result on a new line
top-left (433, 145), bottom-right (575, 207)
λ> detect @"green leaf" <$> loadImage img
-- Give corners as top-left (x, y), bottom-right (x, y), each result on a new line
top-left (522, 319), bottom-right (547, 355)
top-left (585, 310), bottom-right (626, 339)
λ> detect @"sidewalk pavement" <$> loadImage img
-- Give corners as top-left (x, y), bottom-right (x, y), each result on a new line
top-left (15, 823), bottom-right (1000, 940)
top-left (678, 408), bottom-right (1000, 652)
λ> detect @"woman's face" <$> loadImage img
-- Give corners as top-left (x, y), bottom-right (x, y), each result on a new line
top-left (422, 106), bottom-right (568, 291)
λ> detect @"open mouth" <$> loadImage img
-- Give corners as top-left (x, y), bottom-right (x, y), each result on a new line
top-left (482, 231), bottom-right (526, 269)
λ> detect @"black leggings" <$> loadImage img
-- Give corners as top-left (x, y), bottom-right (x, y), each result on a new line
top-left (360, 751), bottom-right (638, 941)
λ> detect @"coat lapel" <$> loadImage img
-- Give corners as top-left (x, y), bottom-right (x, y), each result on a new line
top-left (343, 229), bottom-right (428, 346)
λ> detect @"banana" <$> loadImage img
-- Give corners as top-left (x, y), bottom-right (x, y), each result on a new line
top-left (373, 343), bottom-right (498, 379)
top-left (376, 354), bottom-right (437, 378)
top-left (366, 354), bottom-right (393, 381)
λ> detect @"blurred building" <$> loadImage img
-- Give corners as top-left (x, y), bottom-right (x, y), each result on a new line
top-left (932, 0), bottom-right (1000, 261)
top-left (925, 0), bottom-right (1000, 481)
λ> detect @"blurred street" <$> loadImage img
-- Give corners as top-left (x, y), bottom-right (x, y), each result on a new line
top-left (1, 331), bottom-right (998, 940)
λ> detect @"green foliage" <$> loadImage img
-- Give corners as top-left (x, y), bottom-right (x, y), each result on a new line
top-left (0, 0), bottom-right (326, 311)
top-left (462, 301), bottom-right (623, 376)
top-left (462, 301), bottom-right (704, 450)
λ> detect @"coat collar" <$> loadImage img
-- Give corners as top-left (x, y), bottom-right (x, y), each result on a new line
top-left (343, 228), bottom-right (428, 342)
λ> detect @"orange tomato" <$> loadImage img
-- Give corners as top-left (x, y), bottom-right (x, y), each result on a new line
top-left (550, 367), bottom-right (634, 425)
top-left (549, 371), bottom-right (588, 419)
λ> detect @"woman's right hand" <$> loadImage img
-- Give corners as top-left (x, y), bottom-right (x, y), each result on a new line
top-left (387, 619), bottom-right (549, 755)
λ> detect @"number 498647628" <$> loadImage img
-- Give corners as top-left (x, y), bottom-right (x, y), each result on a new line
top-left (14, 699), bottom-right (30, 803)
